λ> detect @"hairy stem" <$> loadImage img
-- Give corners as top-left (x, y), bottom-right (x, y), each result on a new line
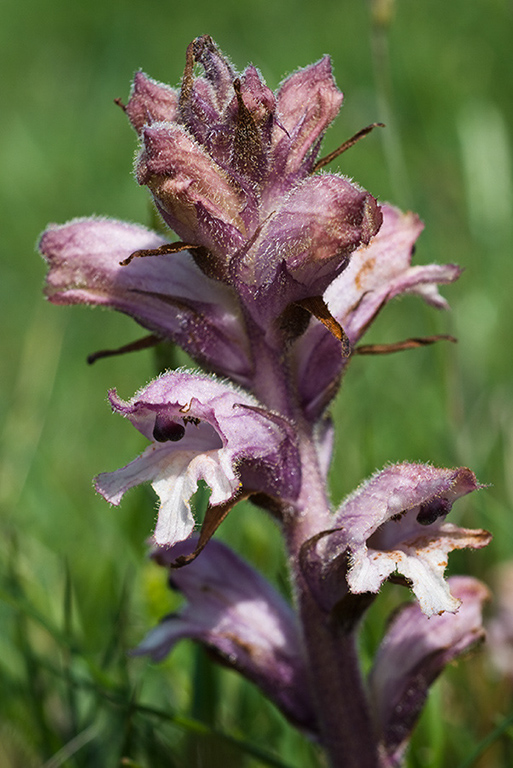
top-left (251, 333), bottom-right (380, 768)
top-left (299, 588), bottom-right (379, 768)
top-left (287, 425), bottom-right (380, 768)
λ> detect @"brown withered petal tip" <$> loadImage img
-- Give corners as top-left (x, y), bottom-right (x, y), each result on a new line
top-left (355, 334), bottom-right (457, 355)
top-left (87, 334), bottom-right (161, 364)
top-left (313, 122), bottom-right (385, 172)
top-left (120, 242), bottom-right (200, 266)
top-left (171, 492), bottom-right (251, 568)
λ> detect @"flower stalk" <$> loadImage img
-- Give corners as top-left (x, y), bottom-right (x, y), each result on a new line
top-left (39, 36), bottom-right (491, 768)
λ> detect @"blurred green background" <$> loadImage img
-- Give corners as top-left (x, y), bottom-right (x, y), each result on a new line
top-left (1, 0), bottom-right (513, 765)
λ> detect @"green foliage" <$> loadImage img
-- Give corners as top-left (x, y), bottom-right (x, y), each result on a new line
top-left (2, 0), bottom-right (513, 765)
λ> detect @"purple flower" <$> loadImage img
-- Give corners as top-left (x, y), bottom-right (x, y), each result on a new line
top-left (40, 35), bottom-right (382, 356)
top-left (40, 217), bottom-right (252, 383)
top-left (370, 576), bottom-right (489, 767)
top-left (95, 370), bottom-right (300, 547)
top-left (133, 37), bottom-right (382, 329)
top-left (135, 537), bottom-right (316, 733)
top-left (302, 462), bottom-right (491, 617)
top-left (294, 204), bottom-right (462, 418)
top-left (38, 33), bottom-right (491, 767)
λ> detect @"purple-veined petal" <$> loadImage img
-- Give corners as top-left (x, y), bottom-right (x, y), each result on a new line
top-left (370, 576), bottom-right (489, 766)
top-left (135, 537), bottom-right (316, 732)
top-left (125, 71), bottom-right (179, 134)
top-left (39, 217), bottom-right (252, 383)
top-left (316, 463), bottom-right (490, 617)
top-left (294, 204), bottom-right (461, 419)
top-left (95, 371), bottom-right (300, 545)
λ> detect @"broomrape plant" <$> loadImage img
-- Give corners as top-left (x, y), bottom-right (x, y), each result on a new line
top-left (39, 36), bottom-right (491, 768)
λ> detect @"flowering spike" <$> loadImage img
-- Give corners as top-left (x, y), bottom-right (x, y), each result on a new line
top-left (39, 37), bottom-right (489, 766)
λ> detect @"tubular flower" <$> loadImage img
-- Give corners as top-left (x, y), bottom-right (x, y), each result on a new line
top-left (301, 463), bottom-right (491, 617)
top-left (135, 537), bottom-right (316, 733)
top-left (294, 204), bottom-right (462, 418)
top-left (40, 217), bottom-right (252, 384)
top-left (370, 576), bottom-right (489, 767)
top-left (95, 371), bottom-right (300, 547)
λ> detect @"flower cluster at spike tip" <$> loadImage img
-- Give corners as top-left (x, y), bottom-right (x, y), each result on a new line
top-left (39, 36), bottom-right (491, 767)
